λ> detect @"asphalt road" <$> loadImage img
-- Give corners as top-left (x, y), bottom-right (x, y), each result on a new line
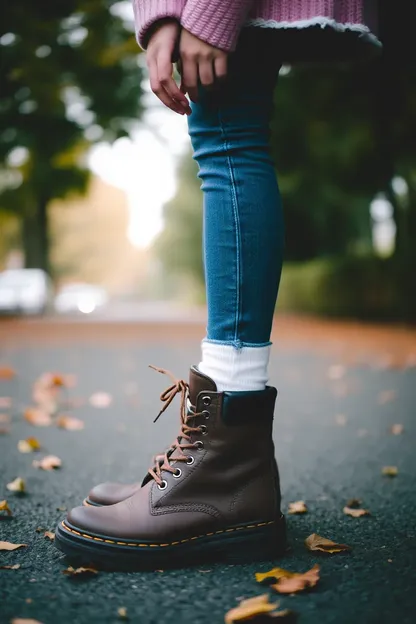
top-left (0, 318), bottom-right (415, 624)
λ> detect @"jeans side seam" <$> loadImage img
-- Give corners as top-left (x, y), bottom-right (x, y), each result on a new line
top-left (218, 109), bottom-right (242, 346)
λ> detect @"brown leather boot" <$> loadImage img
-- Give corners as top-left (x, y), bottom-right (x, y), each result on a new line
top-left (55, 366), bottom-right (286, 570)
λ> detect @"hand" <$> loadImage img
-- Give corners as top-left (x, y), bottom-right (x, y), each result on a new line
top-left (146, 20), bottom-right (192, 115)
top-left (179, 29), bottom-right (228, 102)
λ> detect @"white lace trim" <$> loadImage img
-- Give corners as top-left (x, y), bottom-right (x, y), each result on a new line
top-left (245, 16), bottom-right (382, 47)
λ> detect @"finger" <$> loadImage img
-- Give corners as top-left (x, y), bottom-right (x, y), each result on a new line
top-left (181, 57), bottom-right (199, 102)
top-left (149, 59), bottom-right (185, 114)
top-left (199, 58), bottom-right (214, 89)
top-left (157, 53), bottom-right (190, 111)
top-left (214, 55), bottom-right (228, 82)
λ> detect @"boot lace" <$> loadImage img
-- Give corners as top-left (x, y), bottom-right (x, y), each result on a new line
top-left (147, 365), bottom-right (206, 487)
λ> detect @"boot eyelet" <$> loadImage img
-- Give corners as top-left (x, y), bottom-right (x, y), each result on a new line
top-left (157, 480), bottom-right (167, 490)
top-left (199, 424), bottom-right (208, 435)
top-left (202, 396), bottom-right (211, 406)
top-left (202, 410), bottom-right (210, 419)
top-left (186, 456), bottom-right (195, 465)
top-left (173, 468), bottom-right (182, 478)
top-left (194, 440), bottom-right (204, 450)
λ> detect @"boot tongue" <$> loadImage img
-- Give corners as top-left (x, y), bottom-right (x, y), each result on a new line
top-left (188, 365), bottom-right (217, 407)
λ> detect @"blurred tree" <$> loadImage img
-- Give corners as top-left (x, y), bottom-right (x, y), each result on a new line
top-left (0, 0), bottom-right (142, 272)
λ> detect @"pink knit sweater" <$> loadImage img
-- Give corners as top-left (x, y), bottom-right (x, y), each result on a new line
top-left (133, 0), bottom-right (380, 52)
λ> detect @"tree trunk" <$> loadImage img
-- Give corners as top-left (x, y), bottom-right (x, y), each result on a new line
top-left (22, 198), bottom-right (50, 274)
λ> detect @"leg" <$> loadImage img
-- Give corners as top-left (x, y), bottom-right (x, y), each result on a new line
top-left (188, 30), bottom-right (284, 390)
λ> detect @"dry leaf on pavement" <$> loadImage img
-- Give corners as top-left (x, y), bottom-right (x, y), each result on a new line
top-left (343, 506), bottom-right (370, 518)
top-left (24, 408), bottom-right (52, 427)
top-left (389, 424), bottom-right (403, 435)
top-left (0, 563), bottom-right (21, 569)
top-left (11, 620), bottom-right (43, 624)
top-left (6, 477), bottom-right (26, 493)
top-left (271, 565), bottom-right (320, 594)
top-left (0, 541), bottom-right (27, 551)
top-left (89, 392), bottom-right (112, 408)
top-left (382, 466), bottom-right (398, 477)
top-left (0, 366), bottom-right (16, 380)
top-left (224, 594), bottom-right (280, 623)
top-left (0, 499), bottom-right (12, 516)
top-left (117, 607), bottom-right (128, 619)
top-left (44, 531), bottom-right (55, 540)
top-left (32, 455), bottom-right (62, 470)
top-left (377, 390), bottom-right (396, 405)
top-left (0, 397), bottom-right (12, 408)
top-left (18, 437), bottom-right (41, 453)
top-left (305, 533), bottom-right (351, 554)
top-left (288, 500), bottom-right (307, 514)
top-left (63, 566), bottom-right (98, 577)
top-left (346, 498), bottom-right (362, 508)
top-left (56, 415), bottom-right (84, 431)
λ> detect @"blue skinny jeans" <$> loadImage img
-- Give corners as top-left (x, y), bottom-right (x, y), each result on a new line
top-left (187, 30), bottom-right (284, 348)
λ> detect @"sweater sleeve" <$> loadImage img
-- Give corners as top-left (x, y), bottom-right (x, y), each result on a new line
top-left (132, 0), bottom-right (186, 49)
top-left (181, 0), bottom-right (255, 52)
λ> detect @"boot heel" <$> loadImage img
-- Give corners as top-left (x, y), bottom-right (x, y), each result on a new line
top-left (214, 515), bottom-right (287, 564)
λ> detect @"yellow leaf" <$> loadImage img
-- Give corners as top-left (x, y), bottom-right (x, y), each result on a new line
top-left (343, 506), bottom-right (370, 518)
top-left (24, 408), bottom-right (52, 427)
top-left (56, 415), bottom-right (84, 431)
top-left (117, 607), bottom-right (128, 619)
top-left (382, 466), bottom-right (398, 477)
top-left (44, 531), bottom-right (55, 540)
top-left (18, 437), bottom-right (41, 453)
top-left (0, 499), bottom-right (12, 516)
top-left (389, 424), bottom-right (403, 435)
top-left (224, 594), bottom-right (279, 623)
top-left (305, 533), bottom-right (351, 554)
top-left (32, 455), bottom-right (62, 470)
top-left (271, 565), bottom-right (320, 594)
top-left (288, 500), bottom-right (307, 514)
top-left (0, 563), bottom-right (21, 569)
top-left (63, 566), bottom-right (98, 577)
top-left (255, 568), bottom-right (297, 584)
top-left (6, 477), bottom-right (26, 493)
top-left (0, 541), bottom-right (27, 551)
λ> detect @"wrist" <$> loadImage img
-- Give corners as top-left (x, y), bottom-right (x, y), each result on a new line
top-left (145, 17), bottom-right (180, 47)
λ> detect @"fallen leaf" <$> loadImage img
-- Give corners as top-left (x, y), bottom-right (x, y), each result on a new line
top-left (270, 565), bottom-right (320, 594)
top-left (377, 390), bottom-right (396, 405)
top-left (6, 477), bottom-right (26, 493)
top-left (335, 414), bottom-right (347, 426)
top-left (0, 563), bottom-right (21, 569)
top-left (389, 424), bottom-right (404, 435)
top-left (346, 498), bottom-right (362, 508)
top-left (343, 506), bottom-right (370, 518)
top-left (89, 392), bottom-right (112, 408)
top-left (0, 541), bottom-right (27, 551)
top-left (0, 499), bottom-right (12, 516)
top-left (328, 365), bottom-right (345, 380)
top-left (0, 397), bottom-right (12, 408)
top-left (24, 408), bottom-right (52, 427)
top-left (382, 466), bottom-right (398, 477)
top-left (305, 533), bottom-right (351, 554)
top-left (18, 437), bottom-right (41, 453)
top-left (255, 568), bottom-right (292, 584)
top-left (32, 455), bottom-right (62, 470)
top-left (0, 366), bottom-right (16, 380)
top-left (35, 527), bottom-right (46, 533)
top-left (117, 607), bottom-right (128, 619)
top-left (56, 414), bottom-right (84, 431)
top-left (224, 594), bottom-right (280, 623)
top-left (63, 566), bottom-right (98, 577)
top-left (11, 620), bottom-right (43, 624)
top-left (44, 531), bottom-right (55, 540)
top-left (288, 500), bottom-right (307, 514)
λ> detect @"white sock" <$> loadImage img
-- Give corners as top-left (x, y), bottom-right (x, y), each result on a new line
top-left (198, 340), bottom-right (271, 392)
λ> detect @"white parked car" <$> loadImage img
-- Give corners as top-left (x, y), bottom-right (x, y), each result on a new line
top-left (0, 269), bottom-right (52, 315)
top-left (54, 283), bottom-right (108, 315)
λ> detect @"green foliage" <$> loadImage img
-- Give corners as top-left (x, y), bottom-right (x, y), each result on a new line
top-left (0, 0), bottom-right (143, 271)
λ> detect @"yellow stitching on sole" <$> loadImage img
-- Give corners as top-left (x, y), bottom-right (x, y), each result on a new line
top-left (61, 519), bottom-right (276, 548)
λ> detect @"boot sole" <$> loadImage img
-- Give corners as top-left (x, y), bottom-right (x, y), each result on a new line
top-left (55, 515), bottom-right (287, 571)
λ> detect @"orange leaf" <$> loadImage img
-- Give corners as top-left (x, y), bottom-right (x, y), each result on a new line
top-left (18, 437), bottom-right (41, 453)
top-left (63, 566), bottom-right (98, 577)
top-left (382, 466), bottom-right (398, 477)
top-left (24, 408), bottom-right (52, 427)
top-left (305, 533), bottom-right (351, 554)
top-left (271, 565), bottom-right (320, 594)
top-left (0, 366), bottom-right (16, 380)
top-left (56, 415), bottom-right (84, 431)
top-left (288, 500), bottom-right (307, 514)
top-left (343, 506), bottom-right (370, 518)
top-left (0, 563), bottom-right (21, 569)
top-left (33, 455), bottom-right (62, 470)
top-left (389, 424), bottom-right (403, 435)
top-left (224, 594), bottom-right (279, 623)
top-left (255, 567), bottom-right (296, 584)
top-left (44, 531), bottom-right (55, 540)
top-left (0, 541), bottom-right (27, 551)
top-left (6, 477), bottom-right (26, 493)
top-left (0, 499), bottom-right (12, 516)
